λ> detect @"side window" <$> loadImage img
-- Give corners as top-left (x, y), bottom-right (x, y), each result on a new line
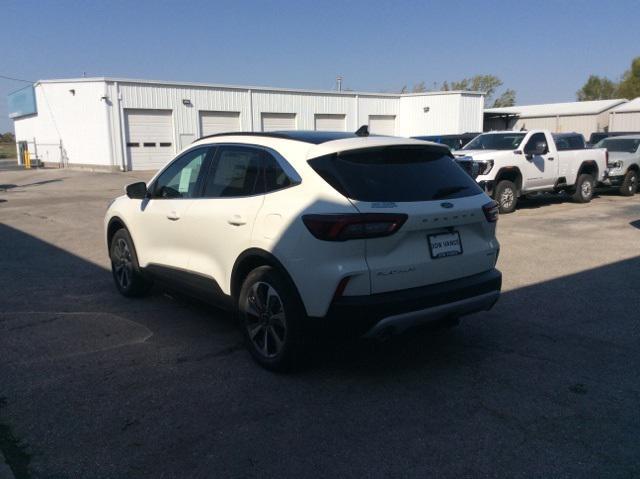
top-left (153, 148), bottom-right (210, 199)
top-left (262, 151), bottom-right (293, 193)
top-left (525, 133), bottom-right (548, 154)
top-left (203, 146), bottom-right (261, 198)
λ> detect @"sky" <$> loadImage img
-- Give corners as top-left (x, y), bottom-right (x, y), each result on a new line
top-left (1, 0), bottom-right (639, 132)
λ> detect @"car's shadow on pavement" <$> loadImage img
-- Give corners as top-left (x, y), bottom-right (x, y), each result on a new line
top-left (2, 222), bottom-right (640, 477)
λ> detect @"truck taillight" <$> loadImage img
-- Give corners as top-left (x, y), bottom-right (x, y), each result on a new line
top-left (482, 201), bottom-right (499, 223)
top-left (302, 213), bottom-right (408, 241)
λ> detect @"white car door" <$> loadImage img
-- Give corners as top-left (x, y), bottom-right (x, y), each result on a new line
top-left (133, 147), bottom-right (212, 271)
top-left (522, 132), bottom-right (557, 189)
top-left (184, 145), bottom-right (268, 294)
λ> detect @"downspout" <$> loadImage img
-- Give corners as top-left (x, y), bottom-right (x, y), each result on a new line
top-left (116, 82), bottom-right (128, 171)
top-left (248, 89), bottom-right (254, 131)
top-left (355, 94), bottom-right (359, 129)
top-left (103, 82), bottom-right (115, 170)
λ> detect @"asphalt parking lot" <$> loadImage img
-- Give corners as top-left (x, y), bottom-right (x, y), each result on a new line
top-left (1, 167), bottom-right (639, 478)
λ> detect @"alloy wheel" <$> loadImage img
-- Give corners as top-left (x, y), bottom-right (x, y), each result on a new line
top-left (244, 282), bottom-right (287, 358)
top-left (581, 180), bottom-right (592, 198)
top-left (500, 188), bottom-right (514, 210)
top-left (113, 238), bottom-right (133, 290)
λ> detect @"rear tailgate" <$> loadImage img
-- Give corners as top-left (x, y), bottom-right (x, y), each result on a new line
top-left (307, 143), bottom-right (499, 294)
top-left (351, 196), bottom-right (498, 293)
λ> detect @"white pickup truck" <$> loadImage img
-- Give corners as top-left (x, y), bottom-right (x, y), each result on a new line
top-left (454, 130), bottom-right (608, 213)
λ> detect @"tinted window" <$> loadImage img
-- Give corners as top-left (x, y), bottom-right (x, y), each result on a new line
top-left (262, 152), bottom-right (293, 193)
top-left (203, 146), bottom-right (261, 198)
top-left (554, 135), bottom-right (585, 150)
top-left (525, 133), bottom-right (548, 154)
top-left (153, 148), bottom-right (209, 199)
top-left (463, 133), bottom-right (526, 151)
top-left (597, 138), bottom-right (640, 153)
top-left (308, 146), bottom-right (483, 202)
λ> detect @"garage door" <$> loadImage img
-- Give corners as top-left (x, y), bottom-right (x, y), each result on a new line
top-left (314, 114), bottom-right (346, 131)
top-left (369, 115), bottom-right (396, 136)
top-left (261, 113), bottom-right (296, 132)
top-left (124, 109), bottom-right (174, 170)
top-left (200, 111), bottom-right (241, 136)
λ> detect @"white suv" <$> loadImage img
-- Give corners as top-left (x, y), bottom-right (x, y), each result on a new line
top-left (105, 130), bottom-right (502, 370)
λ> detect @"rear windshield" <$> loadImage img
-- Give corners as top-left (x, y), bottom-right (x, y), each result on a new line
top-left (463, 133), bottom-right (525, 151)
top-left (554, 135), bottom-right (585, 150)
top-left (596, 138), bottom-right (640, 153)
top-left (308, 146), bottom-right (483, 202)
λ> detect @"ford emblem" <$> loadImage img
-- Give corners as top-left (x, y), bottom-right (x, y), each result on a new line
top-left (440, 202), bottom-right (454, 209)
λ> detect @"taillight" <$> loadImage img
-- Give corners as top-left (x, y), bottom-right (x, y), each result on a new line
top-left (302, 213), bottom-right (408, 241)
top-left (482, 201), bottom-right (499, 223)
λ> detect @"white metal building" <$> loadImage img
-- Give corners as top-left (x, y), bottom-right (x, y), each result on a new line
top-left (10, 77), bottom-right (484, 171)
top-left (484, 99), bottom-right (627, 138)
top-left (608, 97), bottom-right (640, 131)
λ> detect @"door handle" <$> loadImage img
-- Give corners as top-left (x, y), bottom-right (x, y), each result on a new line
top-left (167, 211), bottom-right (180, 221)
top-left (547, 157), bottom-right (554, 161)
top-left (227, 214), bottom-right (247, 226)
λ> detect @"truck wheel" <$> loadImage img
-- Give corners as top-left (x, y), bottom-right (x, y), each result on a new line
top-left (494, 180), bottom-right (518, 214)
top-left (619, 170), bottom-right (638, 196)
top-left (572, 174), bottom-right (594, 203)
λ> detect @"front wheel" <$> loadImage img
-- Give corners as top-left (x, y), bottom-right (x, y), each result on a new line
top-left (238, 266), bottom-right (308, 371)
top-left (572, 174), bottom-right (594, 203)
top-left (109, 229), bottom-right (152, 297)
top-left (619, 170), bottom-right (638, 196)
top-left (494, 180), bottom-right (518, 214)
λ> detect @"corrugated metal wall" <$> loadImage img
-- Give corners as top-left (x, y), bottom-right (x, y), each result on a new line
top-left (609, 112), bottom-right (640, 131)
top-left (14, 79), bottom-right (485, 170)
top-left (513, 115), bottom-right (599, 137)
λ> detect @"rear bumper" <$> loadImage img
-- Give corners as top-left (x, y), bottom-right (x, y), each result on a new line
top-left (321, 269), bottom-right (502, 338)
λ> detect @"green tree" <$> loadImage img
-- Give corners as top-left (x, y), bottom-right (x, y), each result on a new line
top-left (412, 81), bottom-right (427, 93)
top-left (577, 75), bottom-right (618, 101)
top-left (0, 132), bottom-right (15, 143)
top-left (617, 57), bottom-right (640, 99)
top-left (493, 89), bottom-right (516, 107)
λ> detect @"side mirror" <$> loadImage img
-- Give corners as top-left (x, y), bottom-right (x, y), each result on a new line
top-left (125, 182), bottom-right (148, 199)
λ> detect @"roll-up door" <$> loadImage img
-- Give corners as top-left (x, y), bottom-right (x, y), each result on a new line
top-left (124, 109), bottom-right (174, 170)
top-left (261, 113), bottom-right (296, 132)
top-left (314, 114), bottom-right (346, 131)
top-left (200, 111), bottom-right (241, 136)
top-left (368, 115), bottom-right (396, 136)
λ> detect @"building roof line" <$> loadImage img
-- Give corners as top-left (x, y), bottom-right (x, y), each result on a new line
top-left (33, 77), bottom-right (483, 98)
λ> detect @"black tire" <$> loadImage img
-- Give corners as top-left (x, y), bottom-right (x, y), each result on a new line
top-left (619, 170), bottom-right (638, 196)
top-left (238, 265), bottom-right (308, 372)
top-left (494, 180), bottom-right (518, 214)
top-left (109, 229), bottom-right (152, 297)
top-left (572, 174), bottom-right (594, 203)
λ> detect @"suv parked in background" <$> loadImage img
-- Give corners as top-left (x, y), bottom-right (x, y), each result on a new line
top-left (589, 131), bottom-right (640, 146)
top-left (412, 133), bottom-right (481, 151)
top-left (597, 135), bottom-right (640, 195)
top-left (105, 130), bottom-right (502, 370)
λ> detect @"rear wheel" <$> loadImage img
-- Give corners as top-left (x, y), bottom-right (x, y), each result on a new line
top-left (238, 266), bottom-right (308, 371)
top-left (109, 229), bottom-right (152, 297)
top-left (494, 180), bottom-right (518, 214)
top-left (572, 174), bottom-right (594, 203)
top-left (620, 170), bottom-right (638, 196)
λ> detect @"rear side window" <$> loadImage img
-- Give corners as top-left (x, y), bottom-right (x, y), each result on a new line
top-left (203, 146), bottom-right (261, 198)
top-left (308, 146), bottom-right (483, 202)
top-left (554, 135), bottom-right (585, 150)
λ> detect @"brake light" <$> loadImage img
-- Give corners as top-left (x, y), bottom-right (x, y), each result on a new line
top-left (482, 201), bottom-right (499, 223)
top-left (302, 213), bottom-right (408, 241)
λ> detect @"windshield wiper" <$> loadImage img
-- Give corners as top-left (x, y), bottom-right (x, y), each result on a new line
top-left (432, 185), bottom-right (469, 199)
